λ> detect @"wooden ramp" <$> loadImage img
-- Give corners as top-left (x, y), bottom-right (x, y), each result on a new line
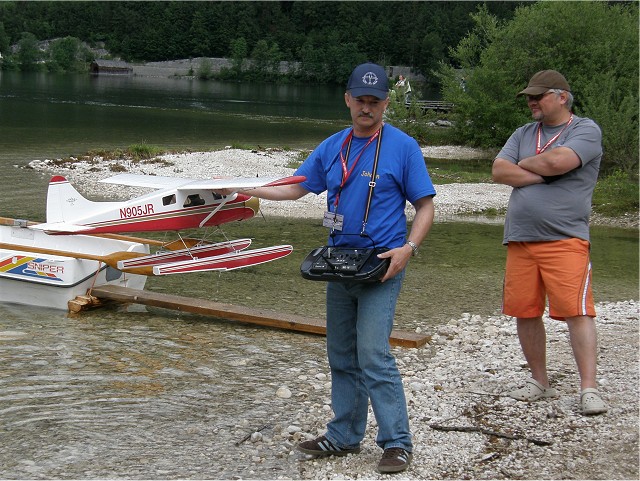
top-left (89, 285), bottom-right (430, 348)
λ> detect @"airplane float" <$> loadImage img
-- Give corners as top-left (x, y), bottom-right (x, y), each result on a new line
top-left (25, 173), bottom-right (306, 276)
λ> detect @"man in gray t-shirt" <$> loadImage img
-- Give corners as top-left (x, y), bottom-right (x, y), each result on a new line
top-left (492, 70), bottom-right (607, 415)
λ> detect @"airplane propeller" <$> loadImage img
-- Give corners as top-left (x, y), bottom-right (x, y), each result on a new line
top-left (0, 241), bottom-right (157, 276)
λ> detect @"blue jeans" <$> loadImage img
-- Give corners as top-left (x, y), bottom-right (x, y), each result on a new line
top-left (323, 271), bottom-right (412, 452)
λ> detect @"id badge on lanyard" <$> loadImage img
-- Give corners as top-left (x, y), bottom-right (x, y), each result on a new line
top-left (324, 128), bottom-right (380, 233)
top-left (323, 211), bottom-right (344, 230)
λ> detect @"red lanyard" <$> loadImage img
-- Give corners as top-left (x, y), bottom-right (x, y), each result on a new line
top-left (333, 128), bottom-right (380, 210)
top-left (536, 114), bottom-right (574, 154)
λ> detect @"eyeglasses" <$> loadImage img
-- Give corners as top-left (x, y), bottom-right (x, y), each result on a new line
top-left (526, 91), bottom-right (555, 102)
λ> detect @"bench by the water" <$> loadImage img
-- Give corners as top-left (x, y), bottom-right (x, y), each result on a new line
top-left (406, 99), bottom-right (454, 112)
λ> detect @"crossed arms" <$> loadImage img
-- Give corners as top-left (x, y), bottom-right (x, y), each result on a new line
top-left (492, 146), bottom-right (581, 187)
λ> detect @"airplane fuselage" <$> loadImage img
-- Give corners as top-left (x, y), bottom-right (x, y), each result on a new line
top-left (76, 192), bottom-right (259, 234)
top-left (39, 174), bottom-right (302, 236)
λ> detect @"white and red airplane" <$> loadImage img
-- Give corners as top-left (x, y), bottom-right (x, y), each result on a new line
top-left (29, 173), bottom-right (306, 275)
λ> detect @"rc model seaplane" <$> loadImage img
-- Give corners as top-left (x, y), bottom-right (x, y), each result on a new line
top-left (22, 173), bottom-right (306, 276)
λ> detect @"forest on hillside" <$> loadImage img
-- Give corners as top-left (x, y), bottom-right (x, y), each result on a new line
top-left (0, 0), bottom-right (636, 178)
top-left (0, 1), bottom-right (524, 84)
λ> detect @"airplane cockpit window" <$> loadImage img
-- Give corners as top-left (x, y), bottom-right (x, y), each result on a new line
top-left (163, 194), bottom-right (176, 206)
top-left (184, 194), bottom-right (205, 207)
top-left (212, 192), bottom-right (225, 200)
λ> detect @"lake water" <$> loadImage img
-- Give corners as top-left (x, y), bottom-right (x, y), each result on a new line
top-left (0, 72), bottom-right (636, 479)
top-left (0, 71), bottom-right (348, 221)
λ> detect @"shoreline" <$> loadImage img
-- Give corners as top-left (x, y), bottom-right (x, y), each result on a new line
top-left (26, 147), bottom-right (638, 229)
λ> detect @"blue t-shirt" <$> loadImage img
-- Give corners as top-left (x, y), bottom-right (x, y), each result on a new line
top-left (295, 123), bottom-right (436, 248)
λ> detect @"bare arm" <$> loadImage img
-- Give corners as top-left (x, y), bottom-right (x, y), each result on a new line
top-left (492, 157), bottom-right (544, 187)
top-left (379, 195), bottom-right (434, 282)
top-left (219, 183), bottom-right (310, 201)
top-left (517, 146), bottom-right (581, 176)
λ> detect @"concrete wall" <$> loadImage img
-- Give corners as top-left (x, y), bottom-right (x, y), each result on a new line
top-left (131, 58), bottom-right (229, 77)
top-left (130, 58), bottom-right (421, 81)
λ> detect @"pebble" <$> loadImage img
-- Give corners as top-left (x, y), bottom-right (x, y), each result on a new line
top-left (276, 386), bottom-right (293, 399)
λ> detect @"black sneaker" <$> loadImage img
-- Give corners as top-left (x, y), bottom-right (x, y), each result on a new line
top-left (296, 435), bottom-right (361, 457)
top-left (377, 447), bottom-right (412, 473)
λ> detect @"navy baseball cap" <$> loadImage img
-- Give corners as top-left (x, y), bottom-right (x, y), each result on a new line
top-left (346, 63), bottom-right (389, 99)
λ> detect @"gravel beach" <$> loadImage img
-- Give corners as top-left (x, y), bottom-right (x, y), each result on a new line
top-left (26, 148), bottom-right (639, 480)
top-left (27, 146), bottom-right (513, 223)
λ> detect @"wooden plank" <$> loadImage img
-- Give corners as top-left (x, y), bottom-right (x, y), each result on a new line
top-left (90, 285), bottom-right (430, 348)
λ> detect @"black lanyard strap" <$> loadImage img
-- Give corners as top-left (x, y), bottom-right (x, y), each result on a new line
top-left (360, 124), bottom-right (383, 236)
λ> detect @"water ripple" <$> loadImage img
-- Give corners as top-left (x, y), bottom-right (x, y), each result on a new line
top-left (0, 305), bottom-right (326, 478)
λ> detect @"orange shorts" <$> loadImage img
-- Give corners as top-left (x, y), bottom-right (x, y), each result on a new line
top-left (502, 239), bottom-right (596, 321)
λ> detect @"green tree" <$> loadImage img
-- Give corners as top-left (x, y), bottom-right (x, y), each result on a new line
top-left (419, 30), bottom-right (446, 87)
top-left (297, 30), bottom-right (366, 84)
top-left (438, 5), bottom-right (517, 146)
top-left (48, 36), bottom-right (81, 72)
top-left (16, 32), bottom-right (41, 71)
top-left (298, 38), bottom-right (328, 82)
top-left (196, 57), bottom-right (213, 80)
top-left (249, 40), bottom-right (283, 80)
top-left (229, 37), bottom-right (248, 77)
top-left (439, 1), bottom-right (639, 174)
top-left (0, 22), bottom-right (9, 54)
top-left (250, 39), bottom-right (270, 76)
top-left (189, 11), bottom-right (210, 57)
top-left (267, 42), bottom-right (282, 77)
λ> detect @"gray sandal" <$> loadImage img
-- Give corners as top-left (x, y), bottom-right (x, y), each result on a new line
top-left (581, 388), bottom-right (608, 415)
top-left (509, 378), bottom-right (558, 401)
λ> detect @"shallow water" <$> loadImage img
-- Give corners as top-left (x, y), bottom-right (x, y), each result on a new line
top-left (0, 303), bottom-right (330, 479)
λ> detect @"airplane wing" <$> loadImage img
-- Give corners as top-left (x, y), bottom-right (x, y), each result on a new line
top-left (100, 174), bottom-right (194, 189)
top-left (180, 175), bottom-right (306, 191)
top-left (100, 174), bottom-right (306, 191)
top-left (30, 222), bottom-right (90, 233)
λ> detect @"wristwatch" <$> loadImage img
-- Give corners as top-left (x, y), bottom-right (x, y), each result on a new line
top-left (406, 240), bottom-right (419, 257)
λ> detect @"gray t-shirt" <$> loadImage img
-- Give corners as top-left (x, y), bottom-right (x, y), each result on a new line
top-left (496, 115), bottom-right (602, 244)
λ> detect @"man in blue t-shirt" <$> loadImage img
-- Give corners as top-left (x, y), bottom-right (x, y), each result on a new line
top-left (228, 63), bottom-right (435, 473)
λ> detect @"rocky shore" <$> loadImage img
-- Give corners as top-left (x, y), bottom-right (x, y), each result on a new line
top-left (25, 148), bottom-right (639, 479)
top-left (27, 146), bottom-right (513, 224)
top-left (283, 300), bottom-right (639, 480)
top-left (26, 146), bottom-right (637, 229)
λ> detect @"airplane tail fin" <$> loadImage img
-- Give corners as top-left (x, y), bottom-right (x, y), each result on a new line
top-left (46, 175), bottom-right (100, 224)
